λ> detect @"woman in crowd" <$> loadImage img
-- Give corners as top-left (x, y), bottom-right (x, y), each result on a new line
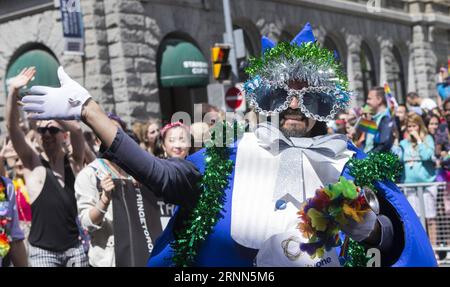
top-left (75, 114), bottom-right (160, 267)
top-left (140, 119), bottom-right (163, 157)
top-left (160, 122), bottom-right (191, 159)
top-left (399, 112), bottom-right (438, 247)
top-left (395, 104), bottom-right (408, 141)
top-left (427, 114), bottom-right (449, 162)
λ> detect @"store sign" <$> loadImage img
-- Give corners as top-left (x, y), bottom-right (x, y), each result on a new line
top-left (60, 0), bottom-right (84, 55)
top-left (183, 61), bottom-right (208, 75)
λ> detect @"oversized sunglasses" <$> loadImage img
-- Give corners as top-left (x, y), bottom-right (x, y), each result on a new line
top-left (248, 82), bottom-right (340, 121)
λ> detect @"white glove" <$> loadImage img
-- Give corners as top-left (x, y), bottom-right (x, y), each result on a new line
top-left (22, 66), bottom-right (91, 120)
top-left (340, 209), bottom-right (378, 242)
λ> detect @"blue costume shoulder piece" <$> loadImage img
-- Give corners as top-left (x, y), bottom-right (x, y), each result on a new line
top-left (147, 141), bottom-right (437, 267)
top-left (343, 142), bottom-right (437, 267)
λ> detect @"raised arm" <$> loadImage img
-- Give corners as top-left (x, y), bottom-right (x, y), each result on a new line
top-left (56, 120), bottom-right (85, 171)
top-left (22, 67), bottom-right (202, 207)
top-left (5, 67), bottom-right (40, 170)
top-left (81, 99), bottom-right (118, 148)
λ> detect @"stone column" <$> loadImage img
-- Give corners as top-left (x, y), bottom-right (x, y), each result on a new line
top-left (407, 0), bottom-right (439, 100)
top-left (78, 0), bottom-right (114, 112)
top-left (104, 0), bottom-right (161, 124)
top-left (378, 37), bottom-right (394, 87)
top-left (345, 34), bottom-right (364, 107)
top-left (410, 24), bottom-right (438, 99)
top-left (256, 19), bottom-right (282, 41)
top-left (312, 25), bottom-right (326, 46)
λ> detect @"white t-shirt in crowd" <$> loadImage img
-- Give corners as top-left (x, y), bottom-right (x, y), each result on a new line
top-left (420, 98), bottom-right (437, 111)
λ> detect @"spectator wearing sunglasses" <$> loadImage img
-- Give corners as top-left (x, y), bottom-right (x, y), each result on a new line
top-left (6, 67), bottom-right (88, 267)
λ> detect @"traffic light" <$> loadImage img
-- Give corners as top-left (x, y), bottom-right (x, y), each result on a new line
top-left (211, 43), bottom-right (231, 81)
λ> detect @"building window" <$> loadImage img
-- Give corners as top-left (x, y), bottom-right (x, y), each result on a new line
top-left (5, 48), bottom-right (59, 95)
top-left (360, 42), bottom-right (376, 99)
top-left (279, 31), bottom-right (294, 43)
top-left (323, 36), bottom-right (341, 64)
top-left (390, 46), bottom-right (406, 104)
top-left (233, 25), bottom-right (258, 81)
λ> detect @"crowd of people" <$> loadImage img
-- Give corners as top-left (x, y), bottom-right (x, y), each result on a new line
top-left (0, 57), bottom-right (448, 266)
top-left (325, 70), bottom-right (450, 257)
top-left (0, 67), bottom-right (228, 266)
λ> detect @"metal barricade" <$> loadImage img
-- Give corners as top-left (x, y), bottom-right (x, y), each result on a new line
top-left (397, 182), bottom-right (450, 266)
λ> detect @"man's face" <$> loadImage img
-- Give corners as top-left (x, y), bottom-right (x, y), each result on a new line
top-left (407, 96), bottom-right (419, 107)
top-left (279, 97), bottom-right (316, 138)
top-left (366, 91), bottom-right (382, 110)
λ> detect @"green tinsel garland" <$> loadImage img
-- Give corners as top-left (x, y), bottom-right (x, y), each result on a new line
top-left (343, 152), bottom-right (402, 267)
top-left (170, 122), bottom-right (239, 267)
top-left (245, 42), bottom-right (349, 90)
top-left (344, 239), bottom-right (370, 267)
top-left (347, 152), bottom-right (403, 191)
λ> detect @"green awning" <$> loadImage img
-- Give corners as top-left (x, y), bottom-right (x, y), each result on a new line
top-left (5, 49), bottom-right (60, 94)
top-left (159, 41), bottom-right (209, 88)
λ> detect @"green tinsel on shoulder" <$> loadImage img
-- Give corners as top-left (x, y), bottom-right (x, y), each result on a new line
top-left (344, 239), bottom-right (370, 267)
top-left (170, 122), bottom-right (241, 267)
top-left (245, 41), bottom-right (348, 90)
top-left (347, 152), bottom-right (403, 191)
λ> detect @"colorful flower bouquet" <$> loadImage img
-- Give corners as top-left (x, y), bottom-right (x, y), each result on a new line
top-left (297, 176), bottom-right (371, 258)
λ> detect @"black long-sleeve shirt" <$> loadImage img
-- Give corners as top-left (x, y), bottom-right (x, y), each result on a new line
top-left (100, 128), bottom-right (201, 210)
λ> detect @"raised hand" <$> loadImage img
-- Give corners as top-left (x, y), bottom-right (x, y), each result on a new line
top-left (21, 66), bottom-right (92, 120)
top-left (100, 174), bottom-right (115, 200)
top-left (8, 67), bottom-right (36, 92)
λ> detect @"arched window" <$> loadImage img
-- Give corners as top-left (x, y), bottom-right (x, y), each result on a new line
top-left (360, 42), bottom-right (376, 99)
top-left (390, 46), bottom-right (406, 104)
top-left (279, 30), bottom-right (294, 43)
top-left (323, 36), bottom-right (342, 65)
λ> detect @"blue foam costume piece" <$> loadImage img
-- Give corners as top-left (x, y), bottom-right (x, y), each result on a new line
top-left (290, 22), bottom-right (315, 45)
top-left (261, 36), bottom-right (276, 55)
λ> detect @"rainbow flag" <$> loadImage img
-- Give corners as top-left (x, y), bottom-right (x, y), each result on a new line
top-left (357, 118), bottom-right (378, 134)
top-left (384, 83), bottom-right (398, 117)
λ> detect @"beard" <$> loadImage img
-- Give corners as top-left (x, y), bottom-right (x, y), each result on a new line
top-left (279, 108), bottom-right (314, 138)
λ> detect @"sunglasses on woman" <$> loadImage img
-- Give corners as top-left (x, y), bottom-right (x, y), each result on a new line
top-left (37, 126), bottom-right (63, 135)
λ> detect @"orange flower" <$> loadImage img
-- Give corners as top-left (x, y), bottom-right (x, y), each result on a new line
top-left (0, 233), bottom-right (10, 257)
top-left (342, 202), bottom-right (369, 223)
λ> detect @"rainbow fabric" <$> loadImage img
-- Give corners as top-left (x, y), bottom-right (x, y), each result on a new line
top-left (357, 118), bottom-right (378, 134)
top-left (384, 83), bottom-right (398, 117)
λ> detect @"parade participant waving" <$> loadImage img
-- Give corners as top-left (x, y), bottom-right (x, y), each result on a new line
top-left (21, 23), bottom-right (436, 267)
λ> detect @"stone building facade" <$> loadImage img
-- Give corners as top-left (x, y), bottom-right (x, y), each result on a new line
top-left (0, 0), bottom-right (449, 128)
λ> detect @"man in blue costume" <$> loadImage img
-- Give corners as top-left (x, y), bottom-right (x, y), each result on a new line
top-left (21, 23), bottom-right (436, 267)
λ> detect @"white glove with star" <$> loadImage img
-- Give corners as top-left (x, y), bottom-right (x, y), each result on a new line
top-left (22, 66), bottom-right (91, 120)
